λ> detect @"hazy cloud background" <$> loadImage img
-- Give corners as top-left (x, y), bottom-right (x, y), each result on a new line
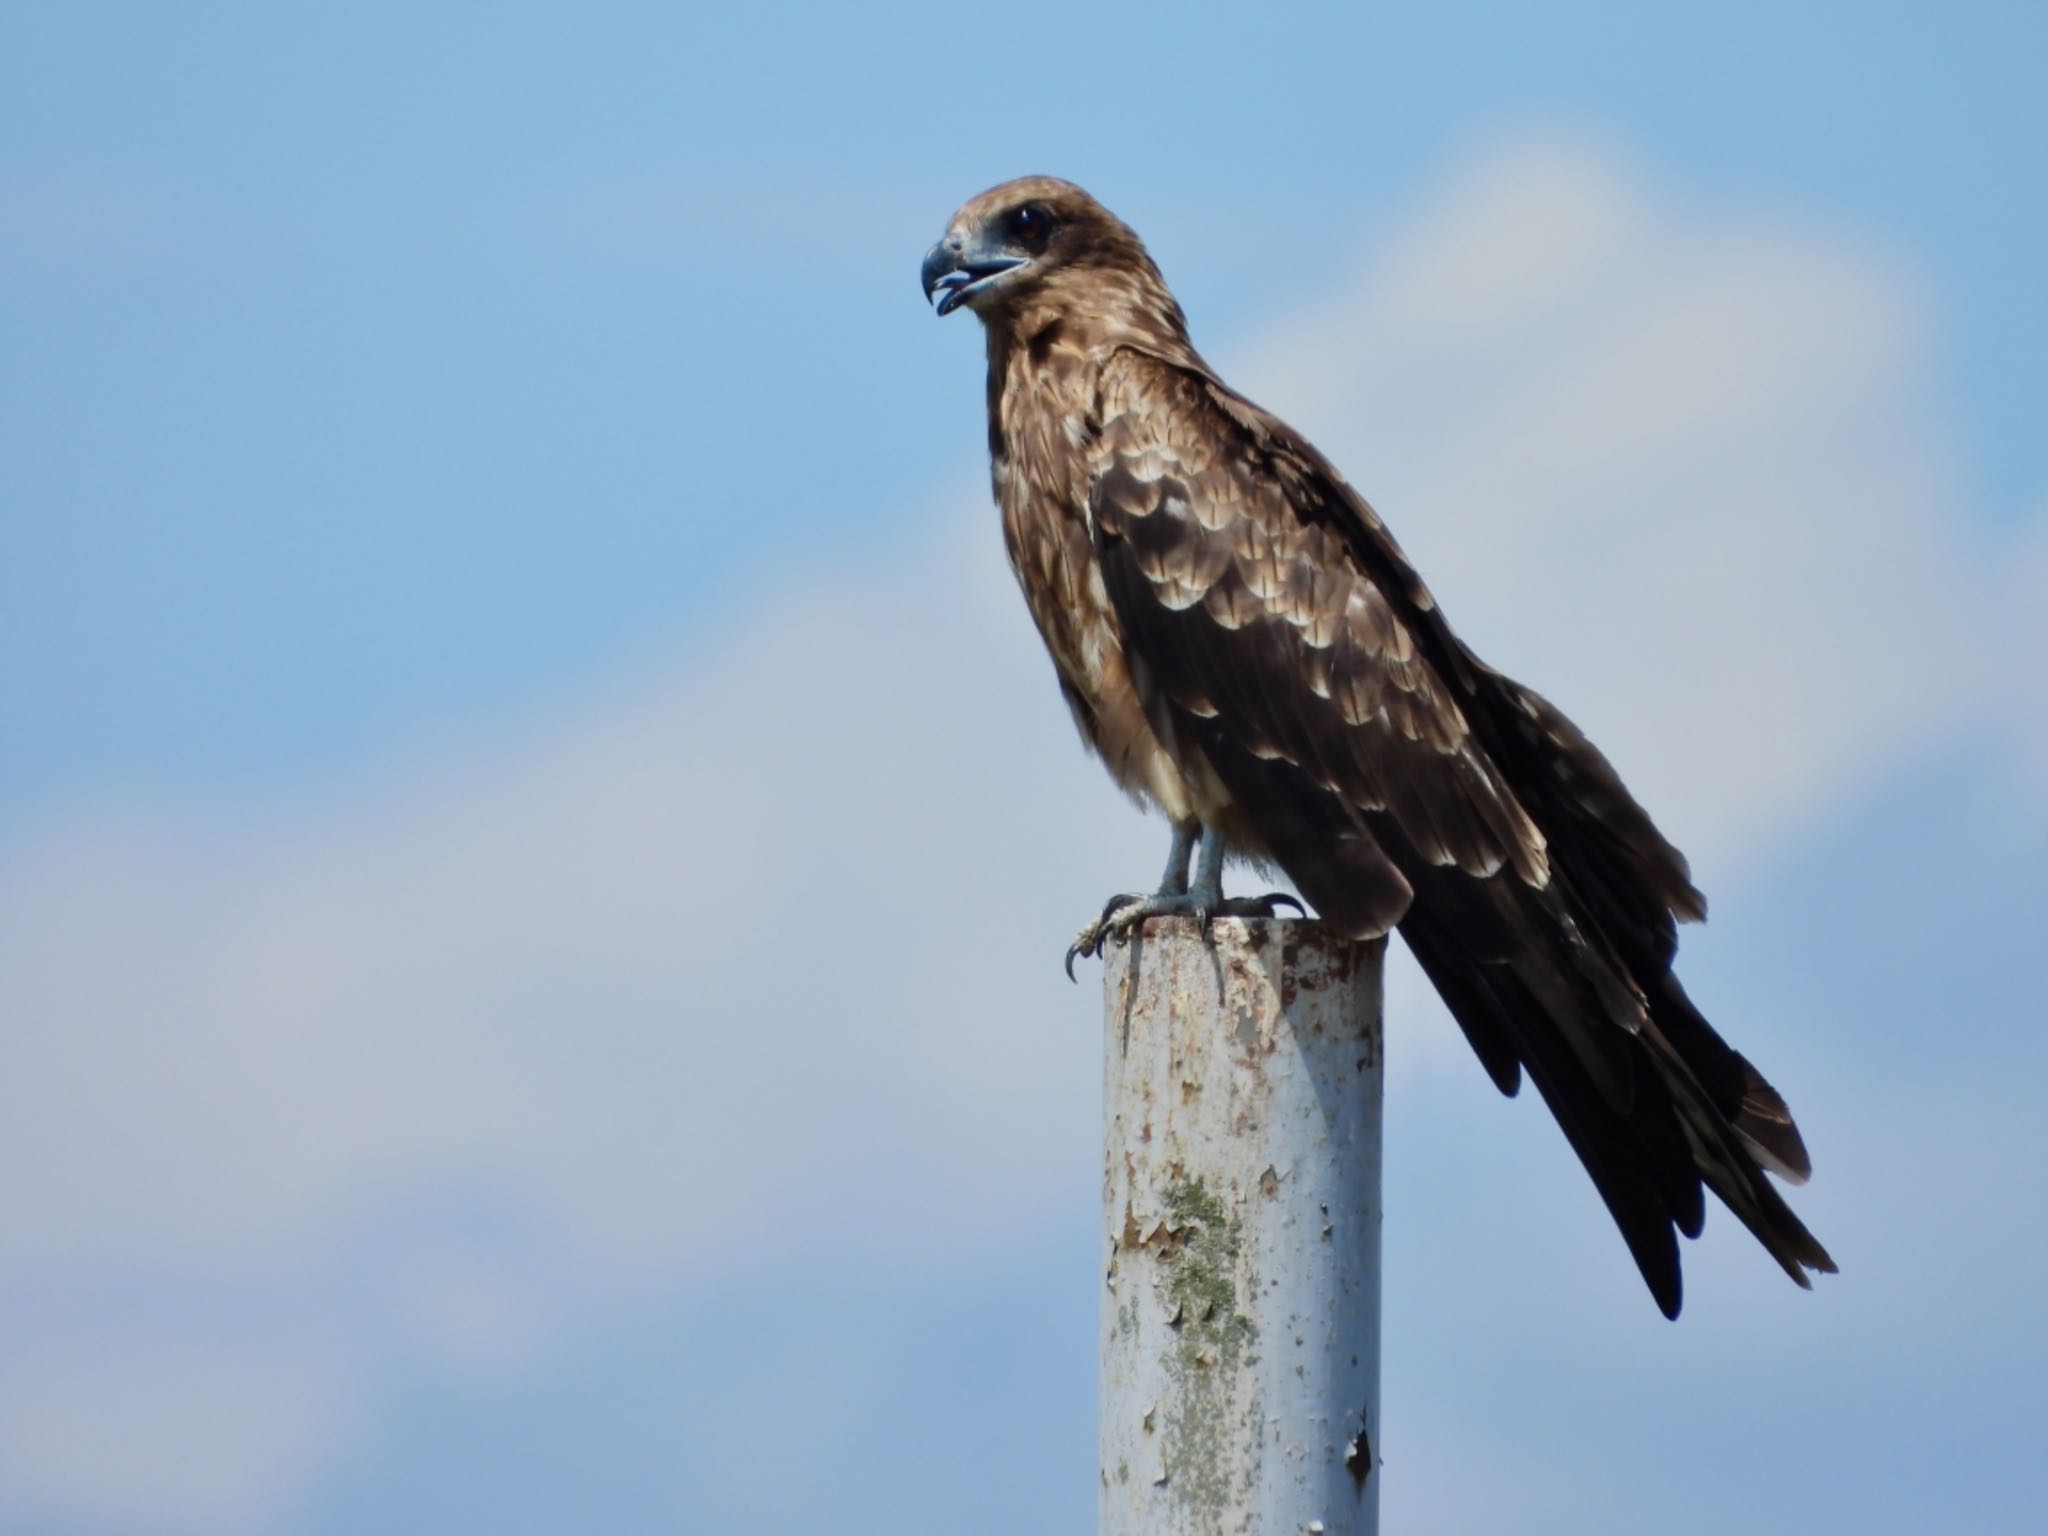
top-left (3, 5), bottom-right (2042, 1532)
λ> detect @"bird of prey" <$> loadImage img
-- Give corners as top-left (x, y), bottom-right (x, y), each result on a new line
top-left (920, 176), bottom-right (1835, 1317)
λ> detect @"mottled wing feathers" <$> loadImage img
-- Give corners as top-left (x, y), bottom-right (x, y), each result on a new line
top-left (1085, 346), bottom-right (1832, 1313)
top-left (1088, 352), bottom-right (1551, 923)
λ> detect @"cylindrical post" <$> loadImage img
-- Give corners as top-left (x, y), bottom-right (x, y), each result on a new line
top-left (1100, 917), bottom-right (1384, 1536)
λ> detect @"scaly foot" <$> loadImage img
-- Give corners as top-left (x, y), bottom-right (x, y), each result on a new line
top-left (1064, 888), bottom-right (1304, 980)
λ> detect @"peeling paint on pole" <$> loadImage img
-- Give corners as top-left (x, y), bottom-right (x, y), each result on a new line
top-left (1100, 917), bottom-right (1384, 1536)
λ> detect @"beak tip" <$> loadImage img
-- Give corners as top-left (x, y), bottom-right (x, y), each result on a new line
top-left (920, 241), bottom-right (953, 310)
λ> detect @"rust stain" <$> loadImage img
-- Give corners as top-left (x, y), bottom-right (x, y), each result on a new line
top-left (1322, 940), bottom-right (1362, 983)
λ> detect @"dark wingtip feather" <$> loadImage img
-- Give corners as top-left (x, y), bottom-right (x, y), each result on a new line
top-left (1733, 1058), bottom-right (1814, 1184)
top-left (1656, 1274), bottom-right (1682, 1321)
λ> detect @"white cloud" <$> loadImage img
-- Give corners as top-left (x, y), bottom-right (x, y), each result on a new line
top-left (0, 530), bottom-right (1149, 1251)
top-left (0, 133), bottom-right (2033, 1529)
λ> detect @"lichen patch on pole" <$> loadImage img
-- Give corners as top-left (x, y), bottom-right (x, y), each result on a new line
top-left (1100, 917), bottom-right (1384, 1536)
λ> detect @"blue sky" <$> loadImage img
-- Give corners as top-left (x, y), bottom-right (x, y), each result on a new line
top-left (2, 4), bottom-right (2043, 1532)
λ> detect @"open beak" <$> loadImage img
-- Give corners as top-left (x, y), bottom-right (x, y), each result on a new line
top-left (921, 239), bottom-right (1027, 317)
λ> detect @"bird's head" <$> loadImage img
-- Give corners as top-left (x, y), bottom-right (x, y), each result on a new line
top-left (921, 177), bottom-right (1174, 336)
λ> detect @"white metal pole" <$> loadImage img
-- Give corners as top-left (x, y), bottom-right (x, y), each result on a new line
top-left (1100, 917), bottom-right (1384, 1536)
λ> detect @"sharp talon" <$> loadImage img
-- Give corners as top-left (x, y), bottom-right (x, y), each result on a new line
top-left (1065, 930), bottom-right (1100, 982)
top-left (1206, 892), bottom-right (1307, 922)
top-left (1066, 897), bottom-right (1138, 980)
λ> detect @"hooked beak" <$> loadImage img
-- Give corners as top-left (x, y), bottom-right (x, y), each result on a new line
top-left (921, 237), bottom-right (1027, 317)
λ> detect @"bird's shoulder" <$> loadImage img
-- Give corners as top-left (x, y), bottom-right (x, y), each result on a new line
top-left (1086, 347), bottom-right (1448, 666)
top-left (1089, 348), bottom-right (1445, 621)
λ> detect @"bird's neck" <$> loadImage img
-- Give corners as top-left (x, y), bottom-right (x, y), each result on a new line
top-left (988, 265), bottom-right (1199, 372)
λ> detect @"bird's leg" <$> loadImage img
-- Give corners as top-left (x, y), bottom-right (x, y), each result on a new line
top-left (1157, 818), bottom-right (1198, 896)
top-left (1065, 823), bottom-right (1304, 978)
top-left (1181, 827), bottom-right (1305, 927)
top-left (1064, 821), bottom-right (1196, 980)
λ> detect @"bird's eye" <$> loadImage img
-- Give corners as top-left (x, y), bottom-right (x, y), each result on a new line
top-left (1009, 203), bottom-right (1054, 246)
